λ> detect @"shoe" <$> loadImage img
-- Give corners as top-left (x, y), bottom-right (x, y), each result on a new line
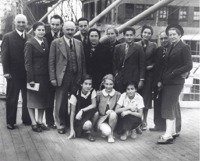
top-left (87, 134), bottom-right (95, 142)
top-left (47, 124), bottom-right (56, 129)
top-left (141, 123), bottom-right (147, 131)
top-left (172, 133), bottom-right (180, 139)
top-left (131, 130), bottom-right (137, 139)
top-left (108, 136), bottom-right (115, 143)
top-left (57, 128), bottom-right (66, 134)
top-left (136, 127), bottom-right (142, 134)
top-left (7, 124), bottom-right (15, 130)
top-left (120, 132), bottom-right (128, 141)
top-left (157, 136), bottom-right (173, 144)
top-left (149, 127), bottom-right (165, 132)
top-left (31, 124), bottom-right (42, 132)
top-left (37, 123), bottom-right (50, 131)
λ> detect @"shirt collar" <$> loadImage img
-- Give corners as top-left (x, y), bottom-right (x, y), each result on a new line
top-left (34, 37), bottom-right (44, 45)
top-left (16, 29), bottom-right (25, 37)
top-left (81, 89), bottom-right (92, 99)
top-left (125, 93), bottom-right (139, 102)
top-left (64, 36), bottom-right (73, 46)
top-left (102, 89), bottom-right (115, 97)
top-left (51, 31), bottom-right (60, 37)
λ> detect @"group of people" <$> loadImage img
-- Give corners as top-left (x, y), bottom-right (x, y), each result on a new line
top-left (1, 13), bottom-right (193, 145)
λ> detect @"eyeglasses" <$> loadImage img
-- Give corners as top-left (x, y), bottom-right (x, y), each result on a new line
top-left (160, 37), bottom-right (168, 40)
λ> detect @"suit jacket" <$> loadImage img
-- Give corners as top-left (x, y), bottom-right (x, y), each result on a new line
top-left (136, 40), bottom-right (157, 71)
top-left (49, 36), bottom-right (86, 86)
top-left (1, 30), bottom-right (32, 76)
top-left (73, 34), bottom-right (82, 42)
top-left (113, 42), bottom-right (145, 84)
top-left (24, 37), bottom-right (49, 83)
top-left (44, 31), bottom-right (64, 48)
top-left (162, 40), bottom-right (193, 85)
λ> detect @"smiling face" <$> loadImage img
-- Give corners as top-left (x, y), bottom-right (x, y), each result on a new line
top-left (34, 25), bottom-right (45, 39)
top-left (168, 29), bottom-right (181, 44)
top-left (89, 31), bottom-right (100, 46)
top-left (142, 28), bottom-right (152, 41)
top-left (81, 79), bottom-right (92, 94)
top-left (104, 79), bottom-right (114, 93)
top-left (124, 30), bottom-right (135, 44)
top-left (126, 84), bottom-right (136, 99)
top-left (14, 15), bottom-right (27, 32)
top-left (50, 18), bottom-right (62, 33)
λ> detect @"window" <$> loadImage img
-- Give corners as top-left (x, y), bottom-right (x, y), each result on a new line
top-left (179, 7), bottom-right (188, 21)
top-left (145, 5), bottom-right (154, 20)
top-left (159, 7), bottom-right (168, 20)
top-left (135, 4), bottom-right (144, 15)
top-left (194, 7), bottom-right (200, 21)
top-left (125, 4), bottom-right (134, 19)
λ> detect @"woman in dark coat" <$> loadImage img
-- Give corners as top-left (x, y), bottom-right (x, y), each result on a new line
top-left (84, 28), bottom-right (112, 90)
top-left (24, 22), bottom-right (50, 132)
top-left (136, 25), bottom-right (157, 131)
top-left (157, 24), bottom-right (192, 144)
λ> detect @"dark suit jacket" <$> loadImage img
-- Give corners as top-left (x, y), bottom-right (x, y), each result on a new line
top-left (1, 30), bottom-right (32, 77)
top-left (162, 40), bottom-right (193, 85)
top-left (49, 36), bottom-right (86, 86)
top-left (24, 37), bottom-right (49, 83)
top-left (113, 42), bottom-right (145, 85)
top-left (44, 31), bottom-right (64, 49)
top-left (136, 40), bottom-right (157, 70)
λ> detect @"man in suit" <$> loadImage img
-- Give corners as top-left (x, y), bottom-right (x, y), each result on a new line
top-left (74, 17), bottom-right (89, 45)
top-left (44, 15), bottom-right (64, 129)
top-left (1, 14), bottom-right (31, 129)
top-left (150, 31), bottom-right (169, 131)
top-left (49, 21), bottom-right (86, 134)
top-left (113, 26), bottom-right (145, 93)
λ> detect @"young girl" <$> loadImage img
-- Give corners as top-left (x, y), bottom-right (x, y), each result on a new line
top-left (96, 74), bottom-right (121, 143)
top-left (68, 75), bottom-right (97, 142)
top-left (115, 82), bottom-right (144, 141)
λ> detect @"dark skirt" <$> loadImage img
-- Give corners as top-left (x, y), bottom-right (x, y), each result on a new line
top-left (74, 108), bottom-right (96, 137)
top-left (161, 84), bottom-right (183, 119)
top-left (27, 75), bottom-right (49, 109)
top-left (139, 72), bottom-right (153, 109)
top-left (117, 114), bottom-right (142, 134)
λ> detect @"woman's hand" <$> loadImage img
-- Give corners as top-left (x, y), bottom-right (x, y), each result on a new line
top-left (75, 110), bottom-right (83, 120)
top-left (68, 129), bottom-right (76, 139)
top-left (121, 111), bottom-right (130, 117)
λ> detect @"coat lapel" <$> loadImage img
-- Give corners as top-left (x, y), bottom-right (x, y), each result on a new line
top-left (125, 43), bottom-right (137, 60)
top-left (59, 37), bottom-right (69, 59)
top-left (73, 39), bottom-right (80, 70)
top-left (31, 38), bottom-right (44, 53)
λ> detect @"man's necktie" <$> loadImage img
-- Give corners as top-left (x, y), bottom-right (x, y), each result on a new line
top-left (83, 36), bottom-right (87, 44)
top-left (69, 39), bottom-right (73, 50)
top-left (41, 42), bottom-right (45, 51)
top-left (21, 33), bottom-right (24, 39)
top-left (54, 32), bottom-right (58, 39)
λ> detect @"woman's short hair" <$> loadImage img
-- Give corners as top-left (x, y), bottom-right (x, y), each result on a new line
top-left (141, 24), bottom-right (153, 37)
top-left (88, 28), bottom-right (101, 38)
top-left (32, 22), bottom-right (45, 31)
top-left (106, 27), bottom-right (119, 36)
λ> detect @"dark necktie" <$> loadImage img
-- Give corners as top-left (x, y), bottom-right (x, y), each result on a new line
top-left (21, 33), bottom-right (24, 39)
top-left (83, 36), bottom-right (87, 44)
top-left (69, 39), bottom-right (73, 50)
top-left (41, 42), bottom-right (45, 50)
top-left (54, 32), bottom-right (58, 39)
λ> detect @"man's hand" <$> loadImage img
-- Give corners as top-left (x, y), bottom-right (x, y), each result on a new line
top-left (4, 73), bottom-right (12, 79)
top-left (51, 80), bottom-right (57, 86)
top-left (138, 80), bottom-right (144, 90)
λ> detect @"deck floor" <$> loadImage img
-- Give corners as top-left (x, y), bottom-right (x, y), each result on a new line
top-left (0, 100), bottom-right (199, 161)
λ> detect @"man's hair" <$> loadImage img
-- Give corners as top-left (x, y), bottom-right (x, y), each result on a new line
top-left (123, 27), bottom-right (136, 35)
top-left (77, 17), bottom-right (89, 24)
top-left (106, 27), bottom-right (119, 36)
top-left (50, 14), bottom-right (63, 24)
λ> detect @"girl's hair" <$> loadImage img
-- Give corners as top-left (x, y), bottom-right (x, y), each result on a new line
top-left (99, 74), bottom-right (115, 90)
top-left (125, 81), bottom-right (138, 90)
top-left (81, 74), bottom-right (93, 84)
top-left (32, 22), bottom-right (45, 31)
top-left (141, 24), bottom-right (153, 38)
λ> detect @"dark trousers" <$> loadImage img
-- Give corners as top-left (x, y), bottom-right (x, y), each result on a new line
top-left (45, 84), bottom-right (55, 126)
top-left (6, 76), bottom-right (31, 125)
top-left (55, 72), bottom-right (77, 128)
top-left (153, 88), bottom-right (166, 130)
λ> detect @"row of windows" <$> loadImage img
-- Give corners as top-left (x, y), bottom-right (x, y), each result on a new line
top-left (124, 4), bottom-right (200, 21)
